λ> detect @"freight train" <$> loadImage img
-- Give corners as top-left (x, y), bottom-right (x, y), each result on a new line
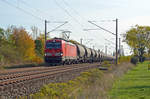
top-left (44, 38), bottom-right (115, 65)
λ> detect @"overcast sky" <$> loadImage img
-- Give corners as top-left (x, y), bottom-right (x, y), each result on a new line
top-left (1, 0), bottom-right (150, 55)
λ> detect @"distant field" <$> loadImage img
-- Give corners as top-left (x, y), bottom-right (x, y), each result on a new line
top-left (109, 61), bottom-right (150, 99)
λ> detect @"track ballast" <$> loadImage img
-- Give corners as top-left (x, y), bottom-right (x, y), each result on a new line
top-left (0, 63), bottom-right (100, 99)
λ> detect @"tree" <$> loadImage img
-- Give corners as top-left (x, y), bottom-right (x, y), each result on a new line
top-left (12, 27), bottom-right (36, 61)
top-left (0, 28), bottom-right (5, 41)
top-left (0, 28), bottom-right (6, 64)
top-left (0, 26), bottom-right (21, 64)
top-left (0, 26), bottom-right (45, 65)
top-left (125, 25), bottom-right (150, 62)
top-left (35, 40), bottom-right (43, 56)
top-left (36, 33), bottom-right (45, 57)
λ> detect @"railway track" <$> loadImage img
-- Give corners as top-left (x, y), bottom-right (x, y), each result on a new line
top-left (0, 63), bottom-right (98, 79)
top-left (0, 63), bottom-right (96, 75)
top-left (0, 64), bottom-right (98, 85)
top-left (0, 63), bottom-right (100, 99)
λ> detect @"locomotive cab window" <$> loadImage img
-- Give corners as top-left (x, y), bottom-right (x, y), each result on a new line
top-left (46, 42), bottom-right (61, 49)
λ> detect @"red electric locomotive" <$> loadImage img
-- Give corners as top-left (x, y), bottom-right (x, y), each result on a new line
top-left (45, 38), bottom-right (115, 65)
top-left (45, 38), bottom-right (77, 64)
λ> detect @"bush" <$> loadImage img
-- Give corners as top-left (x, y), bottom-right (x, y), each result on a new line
top-left (130, 56), bottom-right (138, 65)
top-left (103, 61), bottom-right (111, 67)
top-left (30, 69), bottom-right (103, 99)
top-left (119, 56), bottom-right (131, 63)
top-left (32, 56), bottom-right (43, 64)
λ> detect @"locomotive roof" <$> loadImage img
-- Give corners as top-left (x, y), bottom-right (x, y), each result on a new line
top-left (47, 37), bottom-right (102, 52)
top-left (47, 37), bottom-right (68, 42)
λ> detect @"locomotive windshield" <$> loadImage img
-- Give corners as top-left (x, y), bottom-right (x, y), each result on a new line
top-left (46, 42), bottom-right (61, 49)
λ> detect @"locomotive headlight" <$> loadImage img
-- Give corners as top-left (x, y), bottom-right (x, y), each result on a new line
top-left (61, 53), bottom-right (63, 56)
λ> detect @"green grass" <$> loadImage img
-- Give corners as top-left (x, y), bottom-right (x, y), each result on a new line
top-left (109, 61), bottom-right (150, 99)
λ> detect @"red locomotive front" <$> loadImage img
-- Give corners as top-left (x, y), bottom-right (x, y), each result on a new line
top-left (45, 38), bottom-right (77, 64)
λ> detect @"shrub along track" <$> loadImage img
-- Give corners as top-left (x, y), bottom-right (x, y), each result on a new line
top-left (0, 63), bottom-right (100, 99)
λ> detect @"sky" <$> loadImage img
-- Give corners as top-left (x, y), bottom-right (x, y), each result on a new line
top-left (1, 0), bottom-right (150, 55)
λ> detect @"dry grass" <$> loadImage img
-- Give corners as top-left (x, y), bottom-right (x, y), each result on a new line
top-left (72, 62), bottom-right (135, 99)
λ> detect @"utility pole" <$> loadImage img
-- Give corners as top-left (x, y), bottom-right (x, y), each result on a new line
top-left (44, 20), bottom-right (68, 44)
top-left (45, 20), bottom-right (47, 45)
top-left (80, 38), bottom-right (83, 44)
top-left (105, 45), bottom-right (107, 56)
top-left (116, 19), bottom-right (118, 65)
top-left (93, 45), bottom-right (95, 49)
top-left (86, 19), bottom-right (118, 65)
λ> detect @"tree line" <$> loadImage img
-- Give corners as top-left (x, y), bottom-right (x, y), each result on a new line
top-left (0, 26), bottom-right (45, 66)
top-left (1, 24), bottom-right (149, 66)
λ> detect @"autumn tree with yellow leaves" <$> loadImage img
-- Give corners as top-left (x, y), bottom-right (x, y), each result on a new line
top-left (12, 27), bottom-right (36, 61)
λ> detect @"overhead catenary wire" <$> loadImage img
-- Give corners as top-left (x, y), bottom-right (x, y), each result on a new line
top-left (84, 21), bottom-right (116, 44)
top-left (5, 0), bottom-right (72, 35)
top-left (1, 0), bottom-right (44, 21)
top-left (91, 20), bottom-right (115, 22)
top-left (105, 38), bottom-right (115, 45)
top-left (84, 28), bottom-right (115, 46)
top-left (19, 0), bottom-right (77, 25)
top-left (61, 0), bottom-right (100, 40)
top-left (53, 0), bottom-right (84, 28)
top-left (88, 21), bottom-right (116, 35)
top-left (60, 0), bottom-right (86, 21)
top-left (19, 0), bottom-right (56, 21)
top-left (60, 0), bottom-right (91, 38)
top-left (61, 0), bottom-right (79, 15)
top-left (87, 20), bottom-right (118, 41)
top-left (84, 31), bottom-right (106, 49)
top-left (61, 0), bottom-right (117, 47)
top-left (48, 21), bottom-right (68, 33)
top-left (54, 0), bottom-right (108, 45)
top-left (19, 0), bottom-right (44, 13)
top-left (52, 0), bottom-right (88, 40)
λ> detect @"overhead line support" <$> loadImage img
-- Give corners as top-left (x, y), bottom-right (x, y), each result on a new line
top-left (115, 19), bottom-right (118, 65)
top-left (88, 21), bottom-right (116, 35)
top-left (45, 20), bottom-right (47, 45)
top-left (88, 19), bottom-right (119, 65)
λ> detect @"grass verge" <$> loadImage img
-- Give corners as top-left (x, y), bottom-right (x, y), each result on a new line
top-left (108, 61), bottom-right (150, 99)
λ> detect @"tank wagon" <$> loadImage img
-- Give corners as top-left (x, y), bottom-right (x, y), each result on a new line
top-left (45, 38), bottom-right (115, 65)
